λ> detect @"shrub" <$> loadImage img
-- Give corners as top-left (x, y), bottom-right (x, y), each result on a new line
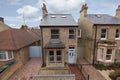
top-left (93, 64), bottom-right (112, 70)
top-left (109, 71), bottom-right (120, 80)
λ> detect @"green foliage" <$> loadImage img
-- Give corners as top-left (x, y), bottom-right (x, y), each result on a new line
top-left (109, 70), bottom-right (120, 80)
top-left (93, 64), bottom-right (112, 70)
top-left (20, 25), bottom-right (28, 30)
top-left (102, 40), bottom-right (116, 45)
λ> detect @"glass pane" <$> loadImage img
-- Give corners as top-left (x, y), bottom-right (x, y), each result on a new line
top-left (57, 51), bottom-right (61, 55)
top-left (106, 55), bottom-right (111, 60)
top-left (107, 49), bottom-right (112, 54)
top-left (57, 56), bottom-right (62, 62)
top-left (101, 29), bottom-right (106, 33)
top-left (99, 48), bottom-right (104, 60)
top-left (49, 51), bottom-right (54, 55)
top-left (49, 57), bottom-right (54, 61)
top-left (101, 34), bottom-right (105, 38)
top-left (69, 35), bottom-right (75, 39)
top-left (51, 35), bottom-right (59, 39)
top-left (51, 30), bottom-right (59, 34)
top-left (116, 34), bottom-right (119, 38)
top-left (0, 51), bottom-right (5, 53)
top-left (69, 30), bottom-right (74, 34)
top-left (0, 54), bottom-right (6, 59)
top-left (8, 51), bottom-right (13, 59)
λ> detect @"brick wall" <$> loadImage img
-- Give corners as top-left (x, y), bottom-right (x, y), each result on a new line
top-left (41, 27), bottom-right (78, 67)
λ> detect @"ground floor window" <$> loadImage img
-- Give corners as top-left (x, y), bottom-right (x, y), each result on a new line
top-left (106, 49), bottom-right (112, 61)
top-left (0, 51), bottom-right (14, 61)
top-left (98, 48), bottom-right (104, 61)
top-left (97, 48), bottom-right (113, 62)
top-left (48, 50), bottom-right (62, 63)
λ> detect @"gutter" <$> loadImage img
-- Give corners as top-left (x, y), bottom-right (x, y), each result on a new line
top-left (93, 24), bottom-right (97, 64)
top-left (40, 26), bottom-right (45, 67)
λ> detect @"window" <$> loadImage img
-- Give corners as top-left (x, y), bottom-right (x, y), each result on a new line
top-left (56, 50), bottom-right (62, 62)
top-left (98, 48), bottom-right (104, 61)
top-left (115, 29), bottom-right (120, 39)
top-left (0, 51), bottom-right (13, 61)
top-left (48, 50), bottom-right (62, 63)
top-left (101, 29), bottom-right (107, 40)
top-left (51, 29), bottom-right (59, 39)
top-left (49, 51), bottom-right (54, 63)
top-left (69, 29), bottom-right (75, 39)
top-left (78, 29), bottom-right (81, 38)
top-left (106, 49), bottom-right (112, 61)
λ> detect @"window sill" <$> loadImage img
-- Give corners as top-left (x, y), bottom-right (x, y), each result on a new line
top-left (0, 58), bottom-right (14, 61)
top-left (100, 38), bottom-right (107, 40)
top-left (105, 60), bottom-right (112, 62)
top-left (115, 38), bottom-right (120, 40)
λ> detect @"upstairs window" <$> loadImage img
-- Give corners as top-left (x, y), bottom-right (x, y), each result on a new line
top-left (51, 29), bottom-right (59, 39)
top-left (101, 29), bottom-right (107, 40)
top-left (115, 29), bottom-right (120, 39)
top-left (0, 51), bottom-right (14, 61)
top-left (78, 28), bottom-right (81, 38)
top-left (69, 29), bottom-right (75, 39)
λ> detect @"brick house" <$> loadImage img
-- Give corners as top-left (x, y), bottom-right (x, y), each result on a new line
top-left (0, 28), bottom-right (41, 67)
top-left (78, 4), bottom-right (120, 64)
top-left (40, 3), bottom-right (79, 68)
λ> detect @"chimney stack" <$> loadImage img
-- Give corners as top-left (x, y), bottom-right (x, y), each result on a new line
top-left (116, 5), bottom-right (120, 19)
top-left (0, 17), bottom-right (4, 23)
top-left (80, 4), bottom-right (88, 18)
top-left (42, 3), bottom-right (48, 17)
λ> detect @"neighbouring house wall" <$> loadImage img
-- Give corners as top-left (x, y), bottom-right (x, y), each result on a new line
top-left (0, 46), bottom-right (30, 67)
top-left (95, 25), bottom-right (120, 63)
top-left (42, 27), bottom-right (78, 66)
top-left (78, 17), bottom-right (94, 63)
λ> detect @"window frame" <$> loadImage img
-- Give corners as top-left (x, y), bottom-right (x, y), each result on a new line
top-left (78, 28), bottom-right (81, 38)
top-left (106, 49), bottom-right (112, 62)
top-left (51, 29), bottom-right (59, 39)
top-left (98, 48), bottom-right (104, 61)
top-left (101, 28), bottom-right (107, 40)
top-left (115, 29), bottom-right (120, 40)
top-left (69, 29), bottom-right (76, 39)
top-left (48, 50), bottom-right (62, 63)
top-left (0, 51), bottom-right (14, 61)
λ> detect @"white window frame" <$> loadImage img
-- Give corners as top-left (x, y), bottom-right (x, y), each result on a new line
top-left (48, 50), bottom-right (62, 63)
top-left (78, 29), bottom-right (81, 38)
top-left (106, 49), bottom-right (112, 62)
top-left (0, 51), bottom-right (14, 61)
top-left (69, 29), bottom-right (76, 39)
top-left (115, 29), bottom-right (120, 40)
top-left (98, 48), bottom-right (104, 61)
top-left (101, 29), bottom-right (107, 40)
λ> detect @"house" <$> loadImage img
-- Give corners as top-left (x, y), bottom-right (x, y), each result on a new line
top-left (78, 4), bottom-right (120, 65)
top-left (0, 17), bottom-right (10, 32)
top-left (0, 28), bottom-right (41, 67)
top-left (40, 3), bottom-right (79, 68)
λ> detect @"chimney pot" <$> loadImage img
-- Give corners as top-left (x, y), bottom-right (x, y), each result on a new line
top-left (0, 17), bottom-right (4, 23)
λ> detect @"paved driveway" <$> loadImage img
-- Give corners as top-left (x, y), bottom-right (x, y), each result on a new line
top-left (9, 58), bottom-right (42, 80)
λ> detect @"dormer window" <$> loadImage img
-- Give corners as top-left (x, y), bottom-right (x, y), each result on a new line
top-left (101, 29), bottom-right (107, 40)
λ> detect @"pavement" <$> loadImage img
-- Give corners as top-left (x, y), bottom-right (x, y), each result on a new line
top-left (69, 64), bottom-right (84, 80)
top-left (9, 58), bottom-right (42, 80)
top-left (78, 58), bottom-right (106, 80)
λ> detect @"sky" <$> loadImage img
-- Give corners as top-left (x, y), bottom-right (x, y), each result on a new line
top-left (0, 0), bottom-right (120, 28)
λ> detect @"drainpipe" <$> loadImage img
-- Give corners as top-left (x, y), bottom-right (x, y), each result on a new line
top-left (40, 26), bottom-right (45, 67)
top-left (93, 25), bottom-right (97, 65)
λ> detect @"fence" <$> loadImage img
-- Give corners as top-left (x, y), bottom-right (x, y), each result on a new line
top-left (78, 64), bottom-right (90, 80)
top-left (31, 74), bottom-right (75, 80)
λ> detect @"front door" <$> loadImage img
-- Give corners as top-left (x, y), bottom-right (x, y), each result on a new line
top-left (68, 49), bottom-right (75, 63)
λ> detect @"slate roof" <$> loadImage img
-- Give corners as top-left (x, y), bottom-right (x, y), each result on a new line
top-left (40, 14), bottom-right (78, 27)
top-left (0, 22), bottom-right (10, 32)
top-left (45, 40), bottom-right (65, 49)
top-left (0, 29), bottom-right (40, 50)
top-left (86, 14), bottom-right (120, 25)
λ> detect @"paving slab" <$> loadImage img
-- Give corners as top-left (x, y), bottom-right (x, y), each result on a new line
top-left (9, 58), bottom-right (42, 80)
